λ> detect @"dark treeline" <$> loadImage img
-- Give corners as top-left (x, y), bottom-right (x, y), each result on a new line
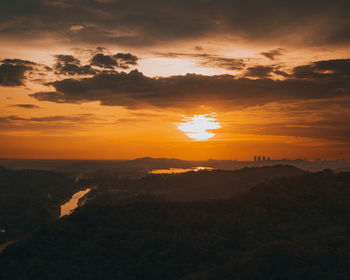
top-left (1, 157), bottom-right (350, 175)
top-left (87, 165), bottom-right (305, 203)
top-left (0, 165), bottom-right (78, 241)
top-left (1, 169), bottom-right (350, 279)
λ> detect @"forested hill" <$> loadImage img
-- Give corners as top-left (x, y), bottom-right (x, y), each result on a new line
top-left (1, 170), bottom-right (350, 279)
top-left (88, 164), bottom-right (306, 203)
top-left (0, 166), bottom-right (78, 240)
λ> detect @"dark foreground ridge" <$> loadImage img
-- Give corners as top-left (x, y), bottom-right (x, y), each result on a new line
top-left (1, 169), bottom-right (350, 279)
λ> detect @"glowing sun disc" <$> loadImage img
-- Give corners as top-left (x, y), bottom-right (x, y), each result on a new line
top-left (177, 114), bottom-right (221, 141)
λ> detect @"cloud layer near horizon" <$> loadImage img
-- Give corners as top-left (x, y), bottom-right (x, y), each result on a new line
top-left (26, 58), bottom-right (350, 110)
top-left (1, 52), bottom-right (350, 114)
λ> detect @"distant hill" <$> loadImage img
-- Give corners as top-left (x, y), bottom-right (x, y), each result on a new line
top-left (128, 157), bottom-right (196, 168)
top-left (90, 165), bottom-right (306, 203)
top-left (1, 170), bottom-right (350, 279)
top-left (1, 157), bottom-right (349, 177)
top-left (334, 167), bottom-right (350, 173)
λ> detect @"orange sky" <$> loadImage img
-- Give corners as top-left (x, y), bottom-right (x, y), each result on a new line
top-left (1, 0), bottom-right (350, 160)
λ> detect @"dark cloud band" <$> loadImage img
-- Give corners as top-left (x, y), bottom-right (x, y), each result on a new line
top-left (10, 104), bottom-right (40, 109)
top-left (30, 58), bottom-right (350, 109)
top-left (0, 59), bottom-right (36, 86)
top-left (1, 0), bottom-right (349, 47)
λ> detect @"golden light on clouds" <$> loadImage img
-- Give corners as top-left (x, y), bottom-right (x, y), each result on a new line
top-left (177, 114), bottom-right (221, 141)
top-left (1, 0), bottom-right (350, 160)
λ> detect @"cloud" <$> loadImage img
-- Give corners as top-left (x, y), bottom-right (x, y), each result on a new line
top-left (1, 59), bottom-right (37, 66)
top-left (30, 58), bottom-right (350, 110)
top-left (90, 53), bottom-right (118, 69)
top-left (2, 0), bottom-right (350, 47)
top-left (0, 114), bottom-right (95, 123)
top-left (113, 53), bottom-right (138, 68)
top-left (10, 104), bottom-right (40, 109)
top-left (292, 59), bottom-right (350, 79)
top-left (0, 59), bottom-right (37, 86)
top-left (54, 54), bottom-right (96, 75)
top-left (237, 116), bottom-right (350, 142)
top-left (244, 66), bottom-right (274, 78)
top-left (52, 52), bottom-right (139, 76)
top-left (29, 115), bottom-right (94, 122)
top-left (0, 113), bottom-right (100, 133)
top-left (55, 64), bottom-right (96, 75)
top-left (90, 53), bottom-right (138, 69)
top-left (55, 55), bottom-right (80, 65)
top-left (41, 0), bottom-right (71, 7)
top-left (260, 49), bottom-right (284, 60)
top-left (158, 52), bottom-right (245, 71)
top-left (69, 25), bottom-right (84, 32)
top-left (195, 55), bottom-right (245, 71)
top-left (245, 59), bottom-right (350, 80)
top-left (95, 0), bottom-right (118, 3)
top-left (218, 98), bottom-right (350, 142)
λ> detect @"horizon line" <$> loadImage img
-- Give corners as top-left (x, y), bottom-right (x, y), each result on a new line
top-left (0, 157), bottom-right (349, 162)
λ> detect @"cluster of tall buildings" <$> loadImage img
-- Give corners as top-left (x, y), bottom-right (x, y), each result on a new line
top-left (254, 155), bottom-right (271, 162)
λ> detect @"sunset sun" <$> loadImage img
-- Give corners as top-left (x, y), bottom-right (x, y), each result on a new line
top-left (177, 114), bottom-right (221, 141)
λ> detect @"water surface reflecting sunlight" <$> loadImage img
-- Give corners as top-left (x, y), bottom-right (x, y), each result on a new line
top-left (60, 189), bottom-right (91, 217)
top-left (150, 167), bottom-right (214, 174)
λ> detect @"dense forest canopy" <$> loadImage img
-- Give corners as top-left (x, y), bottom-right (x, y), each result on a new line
top-left (0, 166), bottom-right (78, 240)
top-left (1, 167), bottom-right (350, 279)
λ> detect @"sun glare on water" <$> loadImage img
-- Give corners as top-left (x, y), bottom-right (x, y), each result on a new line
top-left (177, 114), bottom-right (221, 141)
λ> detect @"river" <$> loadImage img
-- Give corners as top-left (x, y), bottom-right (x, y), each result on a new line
top-left (0, 188), bottom-right (92, 254)
top-left (60, 188), bottom-right (91, 217)
top-left (150, 166), bottom-right (214, 174)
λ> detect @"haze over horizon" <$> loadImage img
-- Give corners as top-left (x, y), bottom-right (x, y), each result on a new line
top-left (1, 0), bottom-right (350, 160)
top-left (1, 156), bottom-right (349, 162)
